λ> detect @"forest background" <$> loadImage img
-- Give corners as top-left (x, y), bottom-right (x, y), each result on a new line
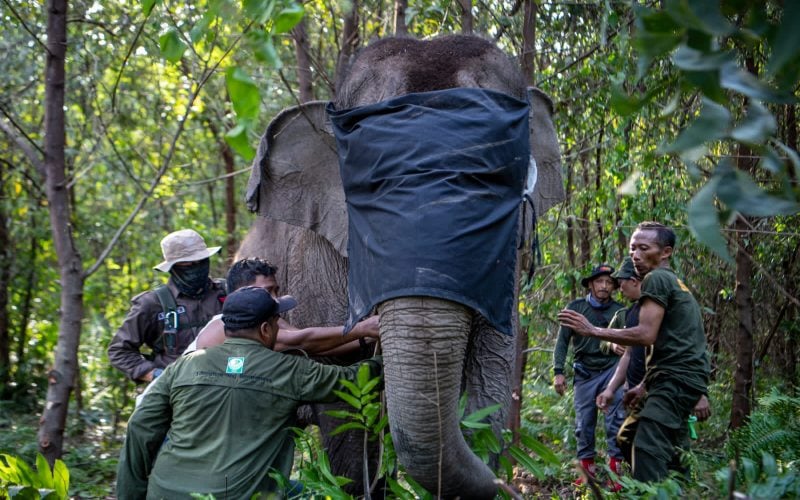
top-left (1, 0), bottom-right (798, 498)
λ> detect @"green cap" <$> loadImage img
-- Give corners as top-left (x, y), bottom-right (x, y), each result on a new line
top-left (612, 257), bottom-right (638, 280)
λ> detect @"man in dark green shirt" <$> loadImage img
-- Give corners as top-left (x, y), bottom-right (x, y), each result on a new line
top-left (559, 221), bottom-right (710, 483)
top-left (116, 286), bottom-right (383, 498)
top-left (553, 264), bottom-right (624, 484)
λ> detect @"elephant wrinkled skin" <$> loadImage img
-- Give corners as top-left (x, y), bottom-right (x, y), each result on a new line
top-left (239, 34), bottom-right (564, 498)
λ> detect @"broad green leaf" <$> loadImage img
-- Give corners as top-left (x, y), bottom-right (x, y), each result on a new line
top-left (250, 34), bottom-right (281, 68)
top-left (730, 101), bottom-right (776, 145)
top-left (189, 12), bottom-right (213, 43)
top-left (36, 454), bottom-right (53, 488)
top-left (720, 62), bottom-right (791, 103)
top-left (716, 165), bottom-right (800, 217)
top-left (663, 98), bottom-right (730, 153)
top-left (687, 177), bottom-right (733, 264)
top-left (356, 362), bottom-right (370, 387)
top-left (158, 29), bottom-right (187, 63)
top-left (323, 409), bottom-right (358, 420)
top-left (327, 421), bottom-right (367, 436)
top-left (610, 85), bottom-right (644, 116)
top-left (52, 460), bottom-right (69, 499)
top-left (508, 446), bottom-right (545, 480)
top-left (683, 69), bottom-right (728, 104)
top-left (272, 3), bottom-right (305, 34)
top-left (242, 0), bottom-right (275, 24)
top-left (338, 378), bottom-right (362, 397)
top-left (672, 46), bottom-right (734, 71)
top-left (360, 376), bottom-right (381, 395)
top-left (519, 433), bottom-right (560, 465)
top-left (225, 67), bottom-right (260, 121)
top-left (767, 0), bottom-right (800, 75)
top-left (224, 124), bottom-right (255, 161)
top-left (462, 403), bottom-right (501, 423)
top-left (461, 420), bottom-right (492, 429)
top-left (332, 389), bottom-right (361, 409)
top-left (685, 0), bottom-right (733, 36)
top-left (142, 0), bottom-right (159, 15)
top-left (775, 142), bottom-right (800, 175)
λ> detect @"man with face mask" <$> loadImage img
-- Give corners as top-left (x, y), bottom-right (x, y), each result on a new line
top-left (108, 229), bottom-right (227, 383)
top-left (553, 263), bottom-right (625, 486)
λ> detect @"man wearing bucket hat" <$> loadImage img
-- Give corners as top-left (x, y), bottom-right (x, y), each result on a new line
top-left (116, 286), bottom-right (383, 498)
top-left (553, 263), bottom-right (624, 485)
top-left (108, 229), bottom-right (227, 382)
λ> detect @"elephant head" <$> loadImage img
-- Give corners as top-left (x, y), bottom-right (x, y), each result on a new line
top-left (240, 35), bottom-right (563, 498)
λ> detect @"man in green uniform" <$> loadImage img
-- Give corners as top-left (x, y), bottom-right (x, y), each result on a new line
top-left (553, 264), bottom-right (624, 483)
top-left (115, 286), bottom-right (383, 498)
top-left (559, 221), bottom-right (710, 482)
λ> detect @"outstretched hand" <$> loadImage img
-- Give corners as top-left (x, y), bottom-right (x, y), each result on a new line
top-left (557, 309), bottom-right (595, 337)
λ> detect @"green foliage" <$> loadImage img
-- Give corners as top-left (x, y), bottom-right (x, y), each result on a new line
top-left (0, 453), bottom-right (69, 499)
top-left (617, 0), bottom-right (800, 261)
top-left (728, 389), bottom-right (800, 465)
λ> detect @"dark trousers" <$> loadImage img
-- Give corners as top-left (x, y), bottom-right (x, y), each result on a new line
top-left (616, 379), bottom-right (701, 482)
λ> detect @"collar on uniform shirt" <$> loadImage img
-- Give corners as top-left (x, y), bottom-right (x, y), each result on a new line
top-left (586, 293), bottom-right (613, 310)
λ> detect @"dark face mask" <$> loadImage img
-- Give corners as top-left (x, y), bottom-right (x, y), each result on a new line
top-left (170, 259), bottom-right (210, 298)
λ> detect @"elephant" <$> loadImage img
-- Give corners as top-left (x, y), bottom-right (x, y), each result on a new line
top-left (237, 34), bottom-right (564, 498)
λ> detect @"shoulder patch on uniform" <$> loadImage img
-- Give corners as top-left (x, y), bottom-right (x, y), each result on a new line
top-left (226, 357), bottom-right (245, 374)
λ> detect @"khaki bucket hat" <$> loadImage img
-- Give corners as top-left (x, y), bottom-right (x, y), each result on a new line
top-left (154, 229), bottom-right (221, 272)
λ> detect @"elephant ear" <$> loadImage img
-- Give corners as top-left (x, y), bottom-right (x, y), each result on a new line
top-left (527, 87), bottom-right (565, 215)
top-left (245, 101), bottom-right (348, 257)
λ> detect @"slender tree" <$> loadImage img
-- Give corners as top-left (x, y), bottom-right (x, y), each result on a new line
top-left (37, 0), bottom-right (85, 464)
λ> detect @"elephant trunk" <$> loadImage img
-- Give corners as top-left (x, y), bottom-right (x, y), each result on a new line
top-left (379, 297), bottom-right (498, 499)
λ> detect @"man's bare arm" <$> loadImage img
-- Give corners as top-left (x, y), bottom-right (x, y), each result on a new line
top-left (275, 315), bottom-right (379, 353)
top-left (557, 298), bottom-right (664, 346)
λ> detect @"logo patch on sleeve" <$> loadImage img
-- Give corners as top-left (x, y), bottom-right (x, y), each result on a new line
top-left (226, 357), bottom-right (245, 374)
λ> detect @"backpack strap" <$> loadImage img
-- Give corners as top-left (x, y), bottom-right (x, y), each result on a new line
top-left (153, 285), bottom-right (179, 355)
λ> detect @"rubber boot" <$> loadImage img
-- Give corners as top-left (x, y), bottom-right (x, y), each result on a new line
top-left (607, 457), bottom-right (624, 492)
top-left (575, 457), bottom-right (596, 486)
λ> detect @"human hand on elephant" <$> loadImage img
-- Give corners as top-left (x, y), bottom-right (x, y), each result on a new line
top-left (554, 374), bottom-right (567, 396)
top-left (349, 314), bottom-right (380, 339)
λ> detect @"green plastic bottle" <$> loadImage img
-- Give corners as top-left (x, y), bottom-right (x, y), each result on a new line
top-left (687, 415), bottom-right (698, 440)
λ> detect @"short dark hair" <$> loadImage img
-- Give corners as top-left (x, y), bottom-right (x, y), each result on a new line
top-left (226, 258), bottom-right (278, 292)
top-left (635, 221), bottom-right (676, 249)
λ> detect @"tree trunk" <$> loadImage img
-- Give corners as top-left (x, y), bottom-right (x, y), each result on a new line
top-left (335, 0), bottom-right (359, 97)
top-left (510, 0), bottom-right (537, 443)
top-left (38, 0), bottom-right (86, 465)
top-left (16, 226), bottom-right (39, 367)
top-left (292, 19), bottom-right (314, 103)
top-left (521, 0), bottom-right (537, 85)
top-left (0, 159), bottom-right (10, 397)
top-left (393, 0), bottom-right (407, 35)
top-left (459, 0), bottom-right (473, 34)
top-left (730, 215), bottom-right (754, 429)
top-left (222, 134), bottom-right (236, 263)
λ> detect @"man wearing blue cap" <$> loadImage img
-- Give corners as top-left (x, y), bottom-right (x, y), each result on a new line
top-left (553, 263), bottom-right (625, 485)
top-left (116, 286), bottom-right (383, 498)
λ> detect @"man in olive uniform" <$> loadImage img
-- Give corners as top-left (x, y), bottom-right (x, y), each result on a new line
top-left (559, 221), bottom-right (710, 482)
top-left (553, 264), bottom-right (625, 483)
top-left (108, 229), bottom-right (226, 382)
top-left (115, 286), bottom-right (383, 498)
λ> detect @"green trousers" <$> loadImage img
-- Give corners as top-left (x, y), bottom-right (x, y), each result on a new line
top-left (616, 379), bottom-right (701, 482)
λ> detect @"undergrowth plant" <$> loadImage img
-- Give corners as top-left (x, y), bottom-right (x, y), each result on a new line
top-left (0, 453), bottom-right (69, 499)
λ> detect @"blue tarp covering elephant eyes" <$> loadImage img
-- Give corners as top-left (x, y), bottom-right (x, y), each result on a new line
top-left (327, 88), bottom-right (530, 336)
